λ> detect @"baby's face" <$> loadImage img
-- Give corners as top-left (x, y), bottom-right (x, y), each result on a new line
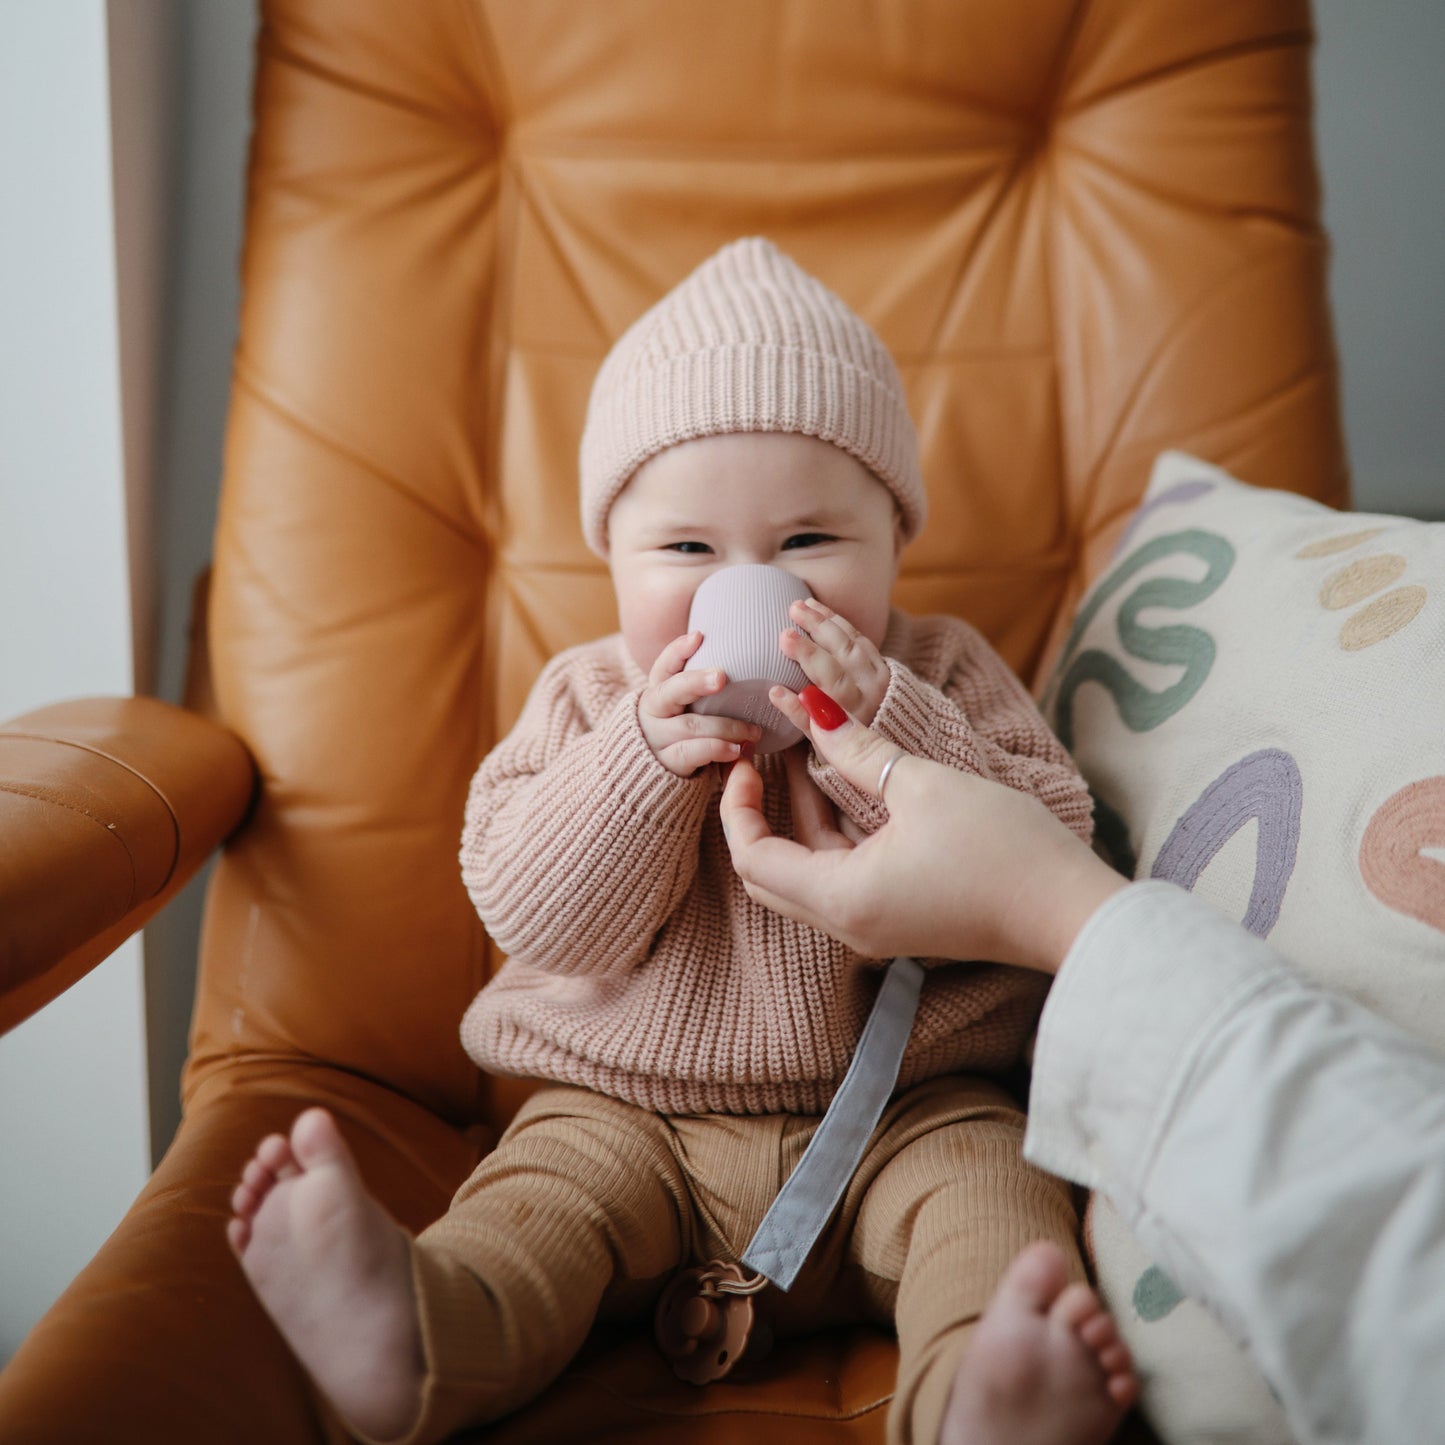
top-left (607, 432), bottom-right (904, 675)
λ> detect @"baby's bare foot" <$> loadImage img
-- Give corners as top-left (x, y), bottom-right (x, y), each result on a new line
top-left (229, 1108), bottom-right (424, 1443)
top-left (940, 1240), bottom-right (1138, 1445)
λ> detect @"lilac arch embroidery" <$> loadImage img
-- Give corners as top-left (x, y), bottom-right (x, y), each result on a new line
top-left (1151, 749), bottom-right (1303, 937)
top-left (1110, 478), bottom-right (1217, 562)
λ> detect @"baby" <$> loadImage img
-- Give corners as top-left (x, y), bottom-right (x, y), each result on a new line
top-left (229, 239), bottom-right (1135, 1445)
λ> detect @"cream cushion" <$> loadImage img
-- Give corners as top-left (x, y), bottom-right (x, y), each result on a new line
top-left (1043, 450), bottom-right (1445, 1444)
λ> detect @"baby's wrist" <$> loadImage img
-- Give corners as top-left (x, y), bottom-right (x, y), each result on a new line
top-left (854, 675), bottom-right (891, 727)
top-left (853, 697), bottom-right (883, 727)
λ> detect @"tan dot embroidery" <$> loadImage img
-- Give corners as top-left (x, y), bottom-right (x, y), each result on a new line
top-left (1319, 554), bottom-right (1408, 610)
top-left (1340, 585), bottom-right (1428, 650)
top-left (1296, 528), bottom-right (1384, 559)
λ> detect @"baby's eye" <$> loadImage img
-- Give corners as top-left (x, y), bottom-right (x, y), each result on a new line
top-left (782, 532), bottom-right (834, 551)
top-left (665, 541), bottom-right (713, 555)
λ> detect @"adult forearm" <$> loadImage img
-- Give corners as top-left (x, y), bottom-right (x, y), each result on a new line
top-left (1027, 881), bottom-right (1445, 1445)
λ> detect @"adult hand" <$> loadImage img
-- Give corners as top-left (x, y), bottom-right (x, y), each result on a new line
top-left (720, 688), bottom-right (1127, 972)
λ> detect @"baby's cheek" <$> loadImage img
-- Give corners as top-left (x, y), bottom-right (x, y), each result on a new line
top-left (619, 591), bottom-right (695, 674)
top-left (623, 618), bottom-right (676, 675)
top-left (850, 578), bottom-right (900, 650)
top-left (855, 602), bottom-right (893, 650)
top-left (797, 560), bottom-right (894, 648)
top-left (816, 591), bottom-right (891, 649)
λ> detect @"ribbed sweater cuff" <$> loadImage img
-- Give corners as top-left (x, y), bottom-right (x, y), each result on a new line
top-left (597, 688), bottom-right (715, 823)
top-left (810, 659), bottom-right (985, 832)
top-left (349, 1242), bottom-right (493, 1445)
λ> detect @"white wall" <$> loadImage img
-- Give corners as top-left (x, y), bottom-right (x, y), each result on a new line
top-left (0, 0), bottom-right (255, 1365)
top-left (0, 0), bottom-right (156, 1364)
top-left (1317, 0), bottom-right (1445, 519)
top-left (143, 0), bottom-right (258, 1169)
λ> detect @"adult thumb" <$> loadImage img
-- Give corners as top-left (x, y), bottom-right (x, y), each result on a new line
top-left (797, 686), bottom-right (914, 801)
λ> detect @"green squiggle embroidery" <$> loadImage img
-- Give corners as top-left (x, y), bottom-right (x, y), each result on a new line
top-left (1133, 1264), bottom-right (1185, 1321)
top-left (1051, 530), bottom-right (1235, 751)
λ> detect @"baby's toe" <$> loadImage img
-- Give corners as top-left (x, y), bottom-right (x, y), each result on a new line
top-left (256, 1132), bottom-right (296, 1174)
top-left (1049, 1280), bottom-right (1100, 1332)
top-left (242, 1157), bottom-right (277, 1194)
top-left (1107, 1369), bottom-right (1140, 1408)
top-left (227, 1214), bottom-right (251, 1255)
top-left (1078, 1311), bottom-right (1118, 1351)
top-left (232, 1179), bottom-right (262, 1219)
top-left (997, 1240), bottom-right (1071, 1314)
top-left (1098, 1342), bottom-right (1132, 1376)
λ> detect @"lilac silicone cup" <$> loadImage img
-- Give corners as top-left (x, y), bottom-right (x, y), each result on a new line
top-left (687, 565), bottom-right (811, 754)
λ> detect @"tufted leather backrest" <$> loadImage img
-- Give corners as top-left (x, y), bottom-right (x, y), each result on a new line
top-left (188, 0), bottom-right (1345, 1130)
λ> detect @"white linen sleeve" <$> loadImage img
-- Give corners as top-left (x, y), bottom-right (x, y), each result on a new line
top-left (1025, 879), bottom-right (1445, 1445)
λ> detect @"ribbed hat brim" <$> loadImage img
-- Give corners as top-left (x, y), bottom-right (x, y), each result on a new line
top-left (579, 239), bottom-right (925, 555)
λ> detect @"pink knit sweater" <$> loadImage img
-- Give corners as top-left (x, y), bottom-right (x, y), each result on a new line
top-left (459, 609), bottom-right (1093, 1116)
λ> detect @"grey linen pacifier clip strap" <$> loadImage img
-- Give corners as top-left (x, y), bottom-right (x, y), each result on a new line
top-left (741, 954), bottom-right (925, 1291)
top-left (653, 955), bottom-right (925, 1381)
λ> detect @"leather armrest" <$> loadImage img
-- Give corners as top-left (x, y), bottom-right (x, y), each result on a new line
top-left (0, 696), bottom-right (257, 1034)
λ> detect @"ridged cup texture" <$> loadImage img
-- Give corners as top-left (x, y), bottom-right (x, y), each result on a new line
top-left (688, 565), bottom-right (811, 753)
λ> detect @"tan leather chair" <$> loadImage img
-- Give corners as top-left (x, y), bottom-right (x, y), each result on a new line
top-left (0, 2), bottom-right (1346, 1440)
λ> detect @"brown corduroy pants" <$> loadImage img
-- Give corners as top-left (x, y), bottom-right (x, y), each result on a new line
top-left (386, 1073), bottom-right (1081, 1445)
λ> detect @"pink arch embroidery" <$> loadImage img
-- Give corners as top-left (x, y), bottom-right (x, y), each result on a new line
top-left (1360, 778), bottom-right (1445, 934)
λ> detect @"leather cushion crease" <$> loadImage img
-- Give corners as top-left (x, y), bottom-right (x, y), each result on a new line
top-left (0, 1), bottom-right (1345, 1440)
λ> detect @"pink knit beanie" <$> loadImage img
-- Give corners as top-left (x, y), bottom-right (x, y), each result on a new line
top-left (579, 237), bottom-right (925, 556)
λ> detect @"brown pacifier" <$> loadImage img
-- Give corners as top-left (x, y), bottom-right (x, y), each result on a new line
top-left (653, 1260), bottom-right (767, 1384)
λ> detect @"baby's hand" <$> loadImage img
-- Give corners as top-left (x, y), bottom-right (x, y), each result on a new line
top-left (779, 599), bottom-right (890, 726)
top-left (639, 631), bottom-right (763, 777)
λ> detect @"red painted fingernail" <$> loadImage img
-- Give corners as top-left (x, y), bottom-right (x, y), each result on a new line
top-left (737, 741), bottom-right (755, 761)
top-left (798, 686), bottom-right (848, 730)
